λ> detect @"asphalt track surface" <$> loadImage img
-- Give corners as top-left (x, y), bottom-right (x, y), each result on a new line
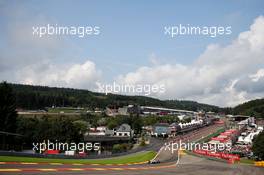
top-left (1, 124), bottom-right (263, 174)
top-left (1, 154), bottom-right (264, 175)
top-left (152, 124), bottom-right (224, 162)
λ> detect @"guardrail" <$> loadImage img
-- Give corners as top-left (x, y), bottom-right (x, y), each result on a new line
top-left (0, 138), bottom-right (162, 159)
top-left (0, 149), bottom-right (147, 159)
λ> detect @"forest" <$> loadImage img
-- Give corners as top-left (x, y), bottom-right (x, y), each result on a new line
top-left (233, 98), bottom-right (264, 118)
top-left (10, 83), bottom-right (221, 112)
top-left (4, 82), bottom-right (264, 118)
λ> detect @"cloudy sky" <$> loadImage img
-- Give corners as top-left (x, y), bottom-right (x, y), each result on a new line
top-left (0, 0), bottom-right (264, 107)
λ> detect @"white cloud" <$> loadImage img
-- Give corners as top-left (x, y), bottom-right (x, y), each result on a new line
top-left (117, 16), bottom-right (264, 107)
top-left (249, 69), bottom-right (264, 82)
top-left (18, 60), bottom-right (101, 90)
top-left (0, 2), bottom-right (101, 90)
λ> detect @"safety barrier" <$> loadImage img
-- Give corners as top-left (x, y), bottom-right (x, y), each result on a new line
top-left (193, 150), bottom-right (240, 163)
top-left (255, 161), bottom-right (264, 167)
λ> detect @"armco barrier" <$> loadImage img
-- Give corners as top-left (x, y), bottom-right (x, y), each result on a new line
top-left (0, 138), bottom-right (163, 159)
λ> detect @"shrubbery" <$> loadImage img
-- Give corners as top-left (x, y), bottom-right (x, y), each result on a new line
top-left (252, 131), bottom-right (264, 160)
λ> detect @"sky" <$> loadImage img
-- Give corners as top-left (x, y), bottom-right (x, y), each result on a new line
top-left (0, 0), bottom-right (264, 107)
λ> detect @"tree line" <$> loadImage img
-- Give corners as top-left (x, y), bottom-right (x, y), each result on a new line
top-left (10, 83), bottom-right (222, 112)
top-left (233, 98), bottom-right (264, 118)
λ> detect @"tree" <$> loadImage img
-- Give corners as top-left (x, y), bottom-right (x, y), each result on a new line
top-left (97, 118), bottom-right (107, 126)
top-left (252, 131), bottom-right (264, 160)
top-left (112, 144), bottom-right (122, 153)
top-left (182, 117), bottom-right (191, 123)
top-left (107, 120), bottom-right (118, 130)
top-left (9, 83), bottom-right (223, 112)
top-left (73, 120), bottom-right (89, 134)
top-left (132, 115), bottom-right (142, 135)
top-left (0, 82), bottom-right (17, 132)
top-left (0, 82), bottom-right (18, 150)
top-left (50, 116), bottom-right (81, 143)
top-left (16, 117), bottom-right (39, 146)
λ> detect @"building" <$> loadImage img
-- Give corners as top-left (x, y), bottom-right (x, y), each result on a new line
top-left (227, 115), bottom-right (250, 122)
top-left (141, 106), bottom-right (196, 116)
top-left (87, 126), bottom-right (107, 136)
top-left (87, 124), bottom-right (133, 137)
top-left (105, 107), bottom-right (118, 116)
top-left (127, 105), bottom-right (141, 114)
top-left (118, 107), bottom-right (129, 115)
top-left (84, 124), bottom-right (134, 154)
top-left (114, 124), bottom-right (134, 137)
top-left (237, 117), bottom-right (256, 129)
top-left (152, 123), bottom-right (171, 137)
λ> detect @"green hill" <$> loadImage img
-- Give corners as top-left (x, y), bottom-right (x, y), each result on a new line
top-left (9, 83), bottom-right (220, 112)
top-left (233, 98), bottom-right (264, 118)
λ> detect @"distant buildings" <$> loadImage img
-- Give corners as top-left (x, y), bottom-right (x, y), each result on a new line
top-left (105, 105), bottom-right (197, 117)
top-left (105, 107), bottom-right (118, 116)
top-left (127, 105), bottom-right (141, 115)
top-left (227, 115), bottom-right (251, 122)
top-left (88, 126), bottom-right (109, 136)
top-left (118, 107), bottom-right (129, 115)
top-left (87, 124), bottom-right (134, 138)
top-left (84, 123), bottom-right (134, 154)
top-left (105, 106), bottom-right (129, 116)
top-left (114, 124), bottom-right (134, 137)
top-left (152, 123), bottom-right (171, 137)
top-left (140, 106), bottom-right (196, 116)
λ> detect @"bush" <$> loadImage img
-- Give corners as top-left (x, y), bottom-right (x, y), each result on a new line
top-left (140, 137), bottom-right (146, 146)
top-left (252, 131), bottom-right (264, 160)
top-left (112, 144), bottom-right (123, 153)
top-left (112, 143), bottom-right (132, 153)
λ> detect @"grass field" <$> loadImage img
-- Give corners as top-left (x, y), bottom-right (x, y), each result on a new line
top-left (47, 107), bottom-right (87, 113)
top-left (240, 158), bottom-right (254, 164)
top-left (186, 151), bottom-right (255, 165)
top-left (0, 151), bottom-right (156, 164)
top-left (197, 128), bottom-right (225, 143)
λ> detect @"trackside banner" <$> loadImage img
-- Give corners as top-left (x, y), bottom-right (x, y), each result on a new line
top-left (193, 150), bottom-right (240, 161)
